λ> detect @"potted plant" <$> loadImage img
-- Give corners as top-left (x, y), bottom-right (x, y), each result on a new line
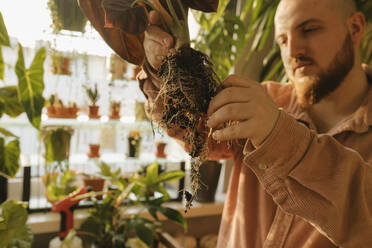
top-left (41, 126), bottom-right (74, 166)
top-left (81, 173), bottom-right (105, 200)
top-left (110, 53), bottom-right (128, 81)
top-left (155, 142), bottom-right (167, 159)
top-left (48, 0), bottom-right (87, 33)
top-left (43, 169), bottom-right (78, 204)
top-left (84, 84), bottom-right (100, 119)
top-left (109, 100), bottom-right (121, 120)
top-left (79, 161), bottom-right (186, 248)
top-left (0, 11), bottom-right (46, 247)
top-left (46, 94), bottom-right (78, 118)
top-left (50, 50), bottom-right (71, 75)
top-left (195, 160), bottom-right (222, 203)
top-left (87, 143), bottom-right (100, 158)
top-left (128, 130), bottom-right (141, 158)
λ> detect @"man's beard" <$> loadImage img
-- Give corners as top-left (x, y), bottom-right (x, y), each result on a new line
top-left (293, 33), bottom-right (355, 109)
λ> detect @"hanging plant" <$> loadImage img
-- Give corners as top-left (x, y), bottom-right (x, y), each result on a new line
top-left (79, 0), bottom-right (221, 210)
top-left (48, 0), bottom-right (88, 32)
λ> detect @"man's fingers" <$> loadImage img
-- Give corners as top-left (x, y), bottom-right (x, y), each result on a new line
top-left (148, 10), bottom-right (161, 25)
top-left (144, 25), bottom-right (174, 69)
top-left (207, 103), bottom-right (253, 129)
top-left (144, 25), bottom-right (174, 48)
top-left (211, 121), bottom-right (253, 141)
top-left (207, 87), bottom-right (253, 115)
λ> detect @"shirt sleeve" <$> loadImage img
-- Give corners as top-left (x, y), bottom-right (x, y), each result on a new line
top-left (243, 110), bottom-right (372, 247)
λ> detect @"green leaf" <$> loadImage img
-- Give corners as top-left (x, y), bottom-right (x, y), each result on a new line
top-left (126, 238), bottom-right (150, 248)
top-left (145, 162), bottom-right (159, 184)
top-left (0, 86), bottom-right (24, 118)
top-left (0, 12), bottom-right (10, 47)
top-left (134, 222), bottom-right (154, 246)
top-left (15, 44), bottom-right (46, 129)
top-left (151, 185), bottom-right (170, 201)
top-left (0, 47), bottom-right (4, 81)
top-left (158, 207), bottom-right (187, 231)
top-left (0, 138), bottom-right (20, 178)
top-left (0, 200), bottom-right (31, 248)
top-left (6, 225), bottom-right (33, 248)
top-left (154, 170), bottom-right (184, 184)
top-left (0, 128), bottom-right (17, 138)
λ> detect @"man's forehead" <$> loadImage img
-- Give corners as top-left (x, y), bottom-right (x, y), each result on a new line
top-left (274, 0), bottom-right (339, 31)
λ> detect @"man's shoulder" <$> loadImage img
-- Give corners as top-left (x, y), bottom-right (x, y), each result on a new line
top-left (261, 81), bottom-right (294, 108)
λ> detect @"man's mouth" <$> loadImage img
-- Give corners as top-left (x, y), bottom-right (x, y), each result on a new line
top-left (294, 62), bottom-right (313, 73)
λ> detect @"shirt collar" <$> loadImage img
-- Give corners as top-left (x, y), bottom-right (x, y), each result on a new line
top-left (289, 76), bottom-right (372, 136)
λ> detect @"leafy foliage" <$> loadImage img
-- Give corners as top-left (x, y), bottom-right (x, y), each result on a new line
top-left (0, 201), bottom-right (33, 248)
top-left (15, 44), bottom-right (46, 129)
top-left (0, 10), bottom-right (45, 246)
top-left (79, 161), bottom-right (186, 248)
top-left (84, 84), bottom-right (100, 106)
top-left (195, 0), bottom-right (372, 82)
top-left (42, 126), bottom-right (73, 163)
top-left (48, 0), bottom-right (87, 32)
top-left (44, 170), bottom-right (78, 203)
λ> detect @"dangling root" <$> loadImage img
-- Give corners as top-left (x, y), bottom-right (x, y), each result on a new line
top-left (154, 46), bottom-right (221, 211)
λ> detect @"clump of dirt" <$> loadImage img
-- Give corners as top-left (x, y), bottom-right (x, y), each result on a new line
top-left (155, 46), bottom-right (222, 210)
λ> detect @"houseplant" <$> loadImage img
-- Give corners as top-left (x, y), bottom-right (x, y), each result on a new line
top-left (0, 11), bottom-right (46, 247)
top-left (48, 0), bottom-right (88, 33)
top-left (79, 161), bottom-right (186, 248)
top-left (84, 84), bottom-right (100, 119)
top-left (46, 93), bottom-right (79, 118)
top-left (110, 53), bottom-right (128, 80)
top-left (81, 172), bottom-right (105, 200)
top-left (110, 100), bottom-right (121, 120)
top-left (50, 49), bottom-right (72, 75)
top-left (87, 143), bottom-right (101, 158)
top-left (128, 130), bottom-right (141, 158)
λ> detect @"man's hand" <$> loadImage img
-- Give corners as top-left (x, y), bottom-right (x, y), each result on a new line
top-left (144, 11), bottom-right (174, 70)
top-left (206, 75), bottom-right (280, 147)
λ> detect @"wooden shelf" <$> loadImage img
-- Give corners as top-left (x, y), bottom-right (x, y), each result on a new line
top-left (27, 195), bottom-right (226, 234)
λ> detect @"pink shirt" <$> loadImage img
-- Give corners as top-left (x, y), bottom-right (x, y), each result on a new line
top-left (139, 71), bottom-right (372, 248)
top-left (217, 82), bottom-right (372, 248)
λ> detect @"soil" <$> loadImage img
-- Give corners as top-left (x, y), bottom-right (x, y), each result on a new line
top-left (156, 46), bottom-right (222, 210)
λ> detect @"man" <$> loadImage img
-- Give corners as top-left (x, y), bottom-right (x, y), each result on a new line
top-left (140, 0), bottom-right (372, 247)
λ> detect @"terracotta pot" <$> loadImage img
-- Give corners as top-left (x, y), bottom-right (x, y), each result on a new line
top-left (88, 144), bottom-right (100, 158)
top-left (83, 177), bottom-right (105, 200)
top-left (89, 105), bottom-right (100, 119)
top-left (155, 142), bottom-right (167, 158)
top-left (47, 106), bottom-right (78, 119)
top-left (195, 160), bottom-right (222, 203)
top-left (110, 106), bottom-right (121, 120)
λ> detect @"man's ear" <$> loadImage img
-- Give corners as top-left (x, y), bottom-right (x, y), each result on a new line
top-left (347, 12), bottom-right (366, 45)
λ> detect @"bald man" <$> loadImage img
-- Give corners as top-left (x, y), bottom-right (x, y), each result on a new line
top-left (139, 0), bottom-right (372, 247)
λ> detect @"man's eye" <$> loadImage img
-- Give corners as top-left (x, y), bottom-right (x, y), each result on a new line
top-left (304, 27), bottom-right (319, 33)
top-left (277, 39), bottom-right (287, 45)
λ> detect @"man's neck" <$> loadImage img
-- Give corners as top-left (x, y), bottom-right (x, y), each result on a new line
top-left (307, 65), bottom-right (370, 133)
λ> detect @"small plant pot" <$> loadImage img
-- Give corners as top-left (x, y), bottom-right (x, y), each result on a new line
top-left (195, 160), bottom-right (222, 203)
top-left (109, 107), bottom-right (121, 120)
top-left (128, 136), bottom-right (141, 158)
top-left (83, 177), bottom-right (105, 200)
top-left (155, 142), bottom-right (167, 158)
top-left (88, 144), bottom-right (100, 158)
top-left (47, 106), bottom-right (78, 118)
top-left (88, 105), bottom-right (100, 119)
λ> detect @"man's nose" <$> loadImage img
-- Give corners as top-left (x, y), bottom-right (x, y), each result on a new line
top-left (287, 35), bottom-right (306, 59)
